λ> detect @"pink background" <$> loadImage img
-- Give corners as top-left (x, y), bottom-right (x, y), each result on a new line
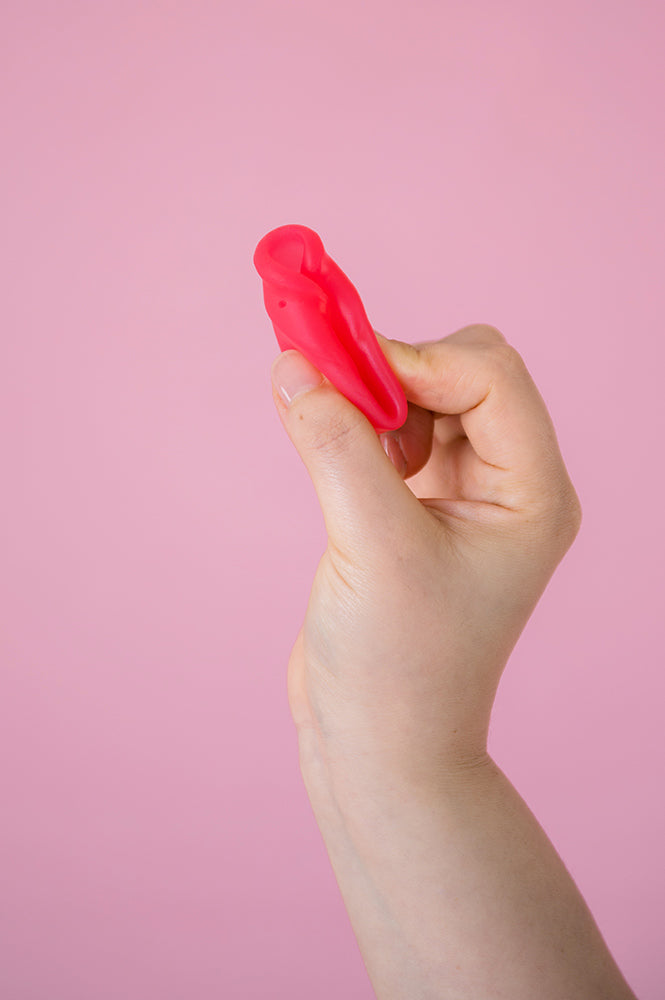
top-left (1, 2), bottom-right (663, 997)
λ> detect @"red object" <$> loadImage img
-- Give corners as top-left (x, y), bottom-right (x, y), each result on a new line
top-left (254, 224), bottom-right (408, 433)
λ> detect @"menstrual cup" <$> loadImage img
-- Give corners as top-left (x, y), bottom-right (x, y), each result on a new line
top-left (254, 224), bottom-right (408, 433)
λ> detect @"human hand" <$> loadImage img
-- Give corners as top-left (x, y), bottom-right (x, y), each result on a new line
top-left (270, 324), bottom-right (581, 799)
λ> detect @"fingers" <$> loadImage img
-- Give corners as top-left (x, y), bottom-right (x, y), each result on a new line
top-left (380, 401), bottom-right (434, 480)
top-left (408, 324), bottom-right (507, 350)
top-left (270, 350), bottom-right (425, 557)
top-left (376, 326), bottom-right (576, 513)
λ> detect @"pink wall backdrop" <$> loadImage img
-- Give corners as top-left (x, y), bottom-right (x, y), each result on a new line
top-left (1, 1), bottom-right (663, 997)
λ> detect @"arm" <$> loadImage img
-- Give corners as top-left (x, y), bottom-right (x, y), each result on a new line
top-left (271, 325), bottom-right (637, 999)
top-left (298, 727), bottom-right (635, 999)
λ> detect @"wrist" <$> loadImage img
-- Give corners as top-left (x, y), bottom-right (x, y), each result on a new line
top-left (296, 715), bottom-right (494, 850)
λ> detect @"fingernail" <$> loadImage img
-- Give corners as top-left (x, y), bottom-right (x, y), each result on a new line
top-left (271, 350), bottom-right (324, 405)
top-left (380, 433), bottom-right (407, 477)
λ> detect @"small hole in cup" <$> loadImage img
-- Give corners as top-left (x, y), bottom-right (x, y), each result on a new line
top-left (278, 300), bottom-right (287, 308)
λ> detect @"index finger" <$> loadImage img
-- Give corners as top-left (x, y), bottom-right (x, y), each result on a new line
top-left (376, 325), bottom-right (568, 496)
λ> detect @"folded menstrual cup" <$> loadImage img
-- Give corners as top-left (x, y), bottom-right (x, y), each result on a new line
top-left (254, 224), bottom-right (408, 433)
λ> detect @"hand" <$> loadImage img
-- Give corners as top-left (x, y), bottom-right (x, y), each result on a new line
top-left (270, 324), bottom-right (582, 799)
top-left (268, 327), bottom-right (639, 1000)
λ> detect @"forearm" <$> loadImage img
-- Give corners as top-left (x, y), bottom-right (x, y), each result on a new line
top-left (297, 726), bottom-right (636, 1000)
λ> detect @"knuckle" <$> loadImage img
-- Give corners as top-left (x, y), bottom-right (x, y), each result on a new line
top-left (487, 341), bottom-right (527, 378)
top-left (540, 482), bottom-right (583, 549)
top-left (560, 487), bottom-right (583, 539)
top-left (472, 323), bottom-right (507, 345)
top-left (307, 404), bottom-right (359, 456)
top-left (448, 323), bottom-right (507, 347)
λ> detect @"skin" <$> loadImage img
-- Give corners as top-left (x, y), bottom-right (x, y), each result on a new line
top-left (270, 324), bottom-right (637, 1000)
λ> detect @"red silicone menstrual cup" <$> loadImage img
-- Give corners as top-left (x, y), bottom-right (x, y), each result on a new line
top-left (254, 224), bottom-right (408, 434)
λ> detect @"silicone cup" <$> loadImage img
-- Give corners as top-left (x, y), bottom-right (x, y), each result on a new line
top-left (254, 224), bottom-right (408, 434)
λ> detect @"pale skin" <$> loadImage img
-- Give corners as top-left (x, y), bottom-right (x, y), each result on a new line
top-left (269, 324), bottom-right (638, 1000)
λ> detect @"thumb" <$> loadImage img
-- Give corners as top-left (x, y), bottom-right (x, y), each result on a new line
top-left (270, 350), bottom-right (423, 556)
